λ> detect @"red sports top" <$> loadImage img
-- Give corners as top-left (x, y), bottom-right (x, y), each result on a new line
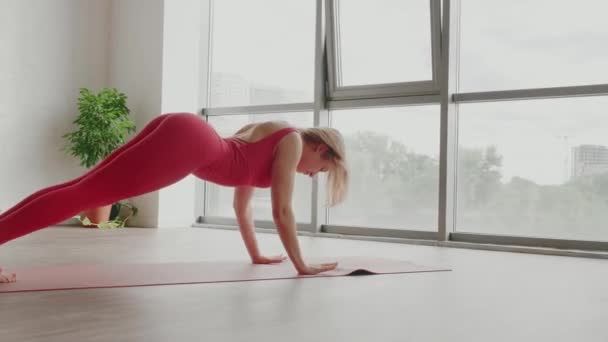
top-left (193, 127), bottom-right (298, 188)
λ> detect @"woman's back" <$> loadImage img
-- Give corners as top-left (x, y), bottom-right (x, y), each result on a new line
top-left (230, 121), bottom-right (291, 143)
top-left (192, 121), bottom-right (298, 188)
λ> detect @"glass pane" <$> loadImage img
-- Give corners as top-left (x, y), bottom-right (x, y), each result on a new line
top-left (457, 97), bottom-right (608, 241)
top-left (329, 106), bottom-right (439, 230)
top-left (335, 0), bottom-right (432, 86)
top-left (206, 113), bottom-right (313, 222)
top-left (460, 0), bottom-right (608, 91)
top-left (209, 0), bottom-right (314, 106)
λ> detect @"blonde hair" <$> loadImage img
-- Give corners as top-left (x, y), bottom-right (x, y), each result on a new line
top-left (298, 127), bottom-right (349, 206)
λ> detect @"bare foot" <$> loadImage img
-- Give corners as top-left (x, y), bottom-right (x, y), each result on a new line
top-left (0, 267), bottom-right (16, 283)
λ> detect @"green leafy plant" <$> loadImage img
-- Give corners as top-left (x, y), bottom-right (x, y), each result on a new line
top-left (63, 87), bottom-right (136, 168)
top-left (63, 88), bottom-right (138, 228)
top-left (74, 201), bottom-right (139, 229)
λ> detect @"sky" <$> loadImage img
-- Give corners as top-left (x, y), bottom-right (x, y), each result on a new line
top-left (208, 0), bottom-right (608, 186)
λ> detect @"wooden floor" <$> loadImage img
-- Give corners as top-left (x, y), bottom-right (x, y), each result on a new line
top-left (0, 227), bottom-right (607, 342)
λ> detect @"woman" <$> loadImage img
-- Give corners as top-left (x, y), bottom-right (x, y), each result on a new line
top-left (0, 113), bottom-right (349, 283)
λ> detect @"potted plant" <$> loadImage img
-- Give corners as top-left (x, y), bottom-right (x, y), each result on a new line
top-left (63, 87), bottom-right (137, 227)
top-left (76, 200), bottom-right (138, 229)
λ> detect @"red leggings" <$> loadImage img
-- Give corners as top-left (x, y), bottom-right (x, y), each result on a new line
top-left (0, 113), bottom-right (219, 245)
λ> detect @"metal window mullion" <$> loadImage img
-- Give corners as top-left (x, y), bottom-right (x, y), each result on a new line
top-left (310, 0), bottom-right (330, 233)
top-left (196, 219), bottom-right (315, 231)
top-left (430, 0), bottom-right (442, 89)
top-left (337, 80), bottom-right (438, 92)
top-left (199, 0), bottom-right (214, 221)
top-left (328, 81), bottom-right (439, 101)
top-left (437, 0), bottom-right (461, 241)
top-left (453, 84), bottom-right (608, 103)
top-left (325, 0), bottom-right (339, 99)
top-left (203, 102), bottom-right (314, 116)
top-left (330, 84), bottom-right (439, 101)
top-left (201, 216), bottom-right (274, 229)
top-left (203, 0), bottom-right (214, 109)
top-left (322, 225), bottom-right (438, 240)
top-left (329, 84), bottom-right (438, 101)
top-left (334, 0), bottom-right (343, 89)
top-left (451, 232), bottom-right (608, 252)
top-left (328, 95), bottom-right (440, 110)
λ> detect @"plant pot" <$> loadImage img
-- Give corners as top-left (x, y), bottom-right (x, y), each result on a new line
top-left (82, 205), bottom-right (112, 228)
top-left (109, 203), bottom-right (121, 221)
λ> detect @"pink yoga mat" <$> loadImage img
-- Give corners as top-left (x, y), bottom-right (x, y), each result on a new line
top-left (0, 257), bottom-right (450, 293)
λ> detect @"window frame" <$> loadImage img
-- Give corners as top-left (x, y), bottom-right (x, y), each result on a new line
top-left (449, 1), bottom-right (608, 248)
top-left (325, 0), bottom-right (442, 101)
top-left (194, 0), bottom-right (608, 255)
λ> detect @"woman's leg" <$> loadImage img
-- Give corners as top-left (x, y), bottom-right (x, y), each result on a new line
top-left (0, 113), bottom-right (217, 245)
top-left (0, 114), bottom-right (172, 221)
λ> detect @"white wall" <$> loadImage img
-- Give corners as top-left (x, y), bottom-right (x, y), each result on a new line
top-left (108, 0), bottom-right (164, 227)
top-left (109, 0), bottom-right (210, 228)
top-left (0, 0), bottom-right (208, 228)
top-left (157, 0), bottom-right (210, 227)
top-left (0, 0), bottom-right (111, 212)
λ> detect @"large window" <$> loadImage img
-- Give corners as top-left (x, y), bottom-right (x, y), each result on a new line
top-left (206, 113), bottom-right (313, 222)
top-left (457, 97), bottom-right (608, 241)
top-left (330, 106), bottom-right (439, 230)
top-left (334, 0), bottom-right (433, 86)
top-left (459, 0), bottom-right (608, 92)
top-left (455, 0), bottom-right (608, 246)
top-left (326, 0), bottom-right (440, 99)
top-left (209, 0), bottom-right (315, 106)
top-left (199, 0), bottom-right (608, 251)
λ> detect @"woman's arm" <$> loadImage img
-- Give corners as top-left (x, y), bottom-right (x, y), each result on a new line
top-left (271, 133), bottom-right (337, 275)
top-left (234, 186), bottom-right (286, 264)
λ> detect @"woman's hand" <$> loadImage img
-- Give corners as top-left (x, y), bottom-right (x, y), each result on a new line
top-left (252, 254), bottom-right (288, 264)
top-left (297, 262), bottom-right (338, 275)
top-left (270, 132), bottom-right (337, 277)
